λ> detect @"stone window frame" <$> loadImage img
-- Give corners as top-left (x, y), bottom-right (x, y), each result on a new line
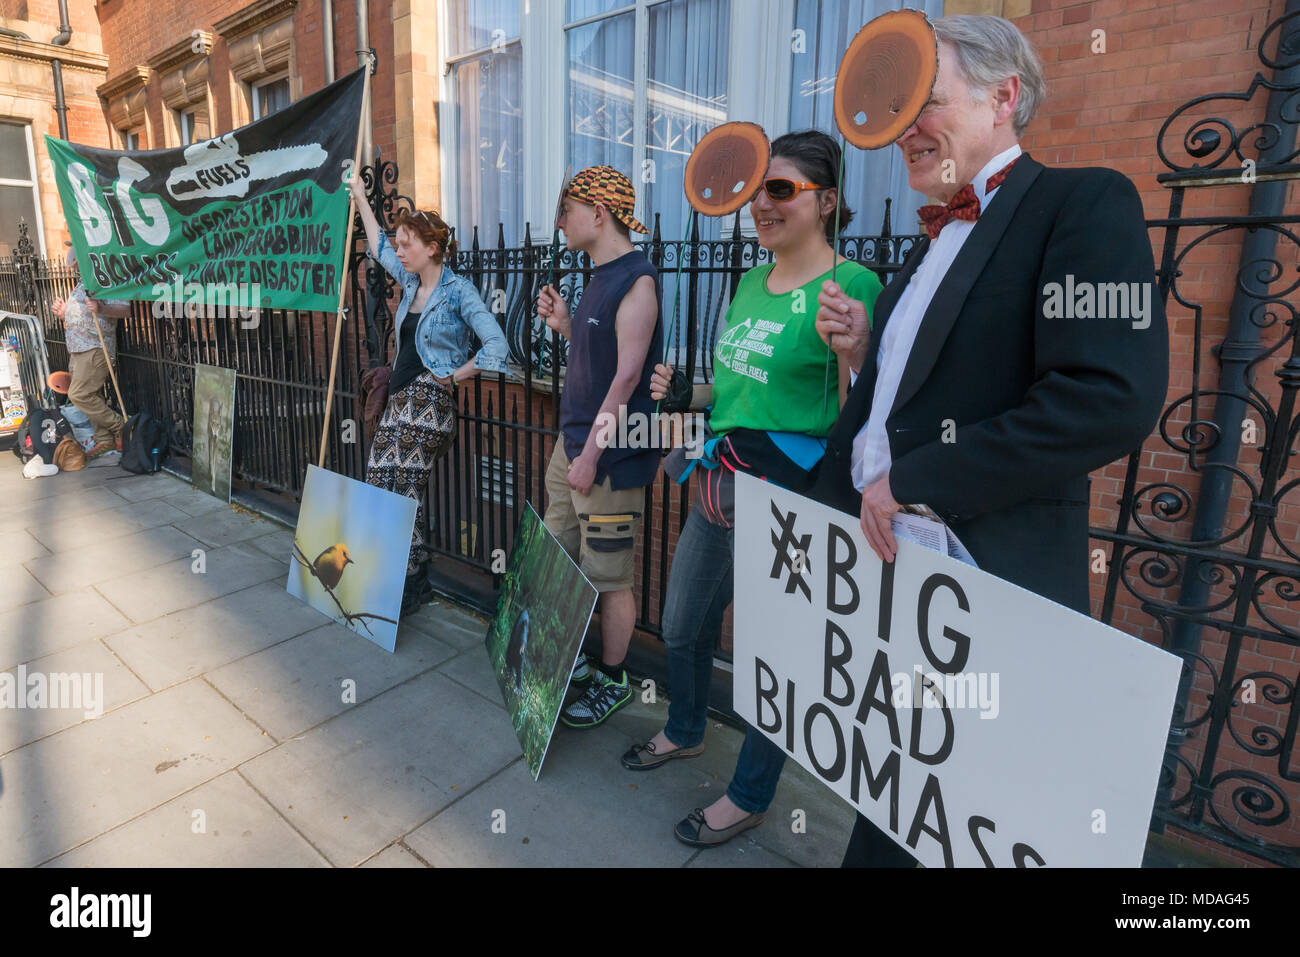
top-left (98, 65), bottom-right (152, 151)
top-left (215, 0), bottom-right (299, 130)
top-left (250, 73), bottom-right (293, 121)
top-left (148, 31), bottom-right (215, 148)
top-left (0, 119), bottom-right (45, 255)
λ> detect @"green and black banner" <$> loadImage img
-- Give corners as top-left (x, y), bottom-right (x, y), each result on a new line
top-left (46, 68), bottom-right (366, 312)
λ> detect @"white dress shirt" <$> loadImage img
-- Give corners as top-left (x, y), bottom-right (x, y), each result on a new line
top-left (851, 144), bottom-right (1023, 491)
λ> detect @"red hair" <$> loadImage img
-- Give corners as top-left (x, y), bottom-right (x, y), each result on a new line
top-left (393, 208), bottom-right (458, 264)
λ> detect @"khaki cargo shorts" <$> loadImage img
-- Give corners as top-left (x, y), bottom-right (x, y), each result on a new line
top-left (542, 444), bottom-right (644, 592)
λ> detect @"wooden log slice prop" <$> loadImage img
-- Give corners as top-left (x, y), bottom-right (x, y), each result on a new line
top-left (683, 121), bottom-right (770, 217)
top-left (553, 163), bottom-right (572, 232)
top-left (834, 9), bottom-right (938, 150)
top-left (546, 163), bottom-right (572, 288)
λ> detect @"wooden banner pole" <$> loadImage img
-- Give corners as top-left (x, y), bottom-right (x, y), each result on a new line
top-left (91, 312), bottom-right (127, 421)
top-left (317, 59), bottom-right (374, 471)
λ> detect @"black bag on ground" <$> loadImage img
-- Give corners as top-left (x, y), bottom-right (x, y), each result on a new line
top-left (11, 406), bottom-right (73, 465)
top-left (119, 412), bottom-right (169, 474)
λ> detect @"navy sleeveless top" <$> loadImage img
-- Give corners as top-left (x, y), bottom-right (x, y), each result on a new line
top-left (560, 249), bottom-right (662, 490)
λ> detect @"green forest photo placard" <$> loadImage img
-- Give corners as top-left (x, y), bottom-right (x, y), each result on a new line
top-left (485, 504), bottom-right (598, 780)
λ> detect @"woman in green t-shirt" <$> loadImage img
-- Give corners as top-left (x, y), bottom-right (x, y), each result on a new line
top-left (621, 130), bottom-right (882, 848)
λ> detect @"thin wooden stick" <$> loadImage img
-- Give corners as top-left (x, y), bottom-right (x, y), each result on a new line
top-left (318, 60), bottom-right (373, 470)
top-left (90, 310), bottom-right (127, 421)
top-left (822, 136), bottom-right (848, 419)
top-left (656, 208), bottom-right (695, 415)
top-left (546, 165), bottom-right (571, 294)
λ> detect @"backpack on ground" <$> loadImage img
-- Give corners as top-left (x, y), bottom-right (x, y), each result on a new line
top-left (11, 405), bottom-right (73, 465)
top-left (119, 412), bottom-right (169, 474)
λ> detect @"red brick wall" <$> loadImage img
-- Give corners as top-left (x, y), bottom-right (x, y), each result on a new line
top-left (5, 0), bottom-right (102, 34)
top-left (94, 0), bottom-right (395, 159)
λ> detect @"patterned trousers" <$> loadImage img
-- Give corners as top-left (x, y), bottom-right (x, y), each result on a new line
top-left (364, 371), bottom-right (457, 574)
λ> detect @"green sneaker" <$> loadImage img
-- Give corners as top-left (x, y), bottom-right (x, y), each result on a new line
top-left (560, 669), bottom-right (631, 728)
top-left (570, 654), bottom-right (595, 690)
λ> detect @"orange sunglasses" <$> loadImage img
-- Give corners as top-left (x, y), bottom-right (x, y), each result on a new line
top-left (757, 177), bottom-right (827, 202)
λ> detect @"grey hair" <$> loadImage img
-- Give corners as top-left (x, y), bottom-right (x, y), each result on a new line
top-left (933, 15), bottom-right (1047, 136)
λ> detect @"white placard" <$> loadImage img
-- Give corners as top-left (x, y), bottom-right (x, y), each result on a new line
top-left (733, 471), bottom-right (1181, 868)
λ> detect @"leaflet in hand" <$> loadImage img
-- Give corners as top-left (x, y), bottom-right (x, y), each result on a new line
top-left (890, 510), bottom-right (978, 568)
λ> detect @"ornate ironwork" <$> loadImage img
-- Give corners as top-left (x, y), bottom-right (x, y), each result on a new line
top-left (1156, 9), bottom-right (1300, 176)
top-left (1095, 8), bottom-right (1300, 867)
top-left (359, 155), bottom-right (414, 366)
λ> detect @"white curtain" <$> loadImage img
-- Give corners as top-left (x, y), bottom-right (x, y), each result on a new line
top-left (789, 0), bottom-right (943, 239)
top-left (564, 0), bottom-right (732, 242)
top-left (448, 0), bottom-right (521, 51)
top-left (645, 0), bottom-right (731, 243)
top-left (566, 12), bottom-right (637, 181)
top-left (454, 47), bottom-right (524, 246)
top-left (451, 1), bottom-right (524, 245)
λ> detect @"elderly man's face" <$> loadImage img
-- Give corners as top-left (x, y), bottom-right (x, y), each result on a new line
top-left (898, 41), bottom-right (1006, 203)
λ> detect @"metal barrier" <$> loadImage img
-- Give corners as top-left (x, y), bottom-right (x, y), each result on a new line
top-left (0, 311), bottom-right (54, 434)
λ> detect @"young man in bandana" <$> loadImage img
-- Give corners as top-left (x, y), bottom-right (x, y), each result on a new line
top-left (537, 167), bottom-right (663, 728)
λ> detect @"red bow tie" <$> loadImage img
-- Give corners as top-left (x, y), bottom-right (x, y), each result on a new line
top-left (917, 157), bottom-right (1020, 240)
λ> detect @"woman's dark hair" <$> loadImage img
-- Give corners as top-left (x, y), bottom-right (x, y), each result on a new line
top-left (393, 208), bottom-right (459, 263)
top-left (770, 130), bottom-right (854, 244)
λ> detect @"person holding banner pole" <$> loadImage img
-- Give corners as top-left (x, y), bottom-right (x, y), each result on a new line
top-left (813, 15), bottom-right (1167, 867)
top-left (627, 131), bottom-right (883, 848)
top-left (52, 247), bottom-right (131, 458)
top-left (349, 174), bottom-right (510, 614)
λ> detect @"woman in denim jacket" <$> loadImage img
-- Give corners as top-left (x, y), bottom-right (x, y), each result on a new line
top-left (350, 175), bottom-right (509, 613)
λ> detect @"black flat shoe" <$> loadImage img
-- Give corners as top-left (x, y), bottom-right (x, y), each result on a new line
top-left (621, 739), bottom-right (704, 771)
top-left (673, 807), bottom-right (764, 847)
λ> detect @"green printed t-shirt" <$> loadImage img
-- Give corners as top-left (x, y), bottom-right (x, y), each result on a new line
top-left (709, 260), bottom-right (881, 438)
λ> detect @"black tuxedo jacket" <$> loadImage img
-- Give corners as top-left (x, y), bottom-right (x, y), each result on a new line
top-left (812, 154), bottom-right (1168, 613)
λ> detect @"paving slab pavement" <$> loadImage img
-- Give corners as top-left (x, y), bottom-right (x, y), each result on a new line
top-left (205, 621), bottom-right (456, 740)
top-left (23, 499), bottom-right (191, 553)
top-left (0, 459), bottom-right (852, 867)
top-left (172, 507), bottom-right (279, 549)
top-left (0, 529), bottom-right (50, 570)
top-left (238, 670), bottom-right (525, 867)
top-left (23, 525), bottom-right (202, 595)
top-left (43, 771), bottom-right (330, 868)
top-left (103, 581), bottom-right (333, 692)
top-left (93, 540), bottom-right (286, 623)
top-left (0, 639), bottom-right (150, 755)
top-left (0, 589), bottom-right (133, 671)
top-left (0, 678), bottom-right (272, 867)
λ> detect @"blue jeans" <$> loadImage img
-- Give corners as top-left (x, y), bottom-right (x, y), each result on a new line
top-left (661, 508), bottom-right (787, 814)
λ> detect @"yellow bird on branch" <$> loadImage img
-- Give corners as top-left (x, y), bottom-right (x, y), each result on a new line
top-left (312, 543), bottom-right (354, 589)
top-left (292, 539), bottom-right (396, 635)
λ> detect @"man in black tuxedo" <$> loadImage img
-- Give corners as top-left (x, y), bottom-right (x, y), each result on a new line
top-left (813, 15), bottom-right (1168, 867)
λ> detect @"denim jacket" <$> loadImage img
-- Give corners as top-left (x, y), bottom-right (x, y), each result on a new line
top-left (370, 231), bottom-right (509, 378)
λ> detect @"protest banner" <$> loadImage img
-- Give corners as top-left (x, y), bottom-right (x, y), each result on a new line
top-left (45, 69), bottom-right (366, 312)
top-left (733, 471), bottom-right (1182, 867)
